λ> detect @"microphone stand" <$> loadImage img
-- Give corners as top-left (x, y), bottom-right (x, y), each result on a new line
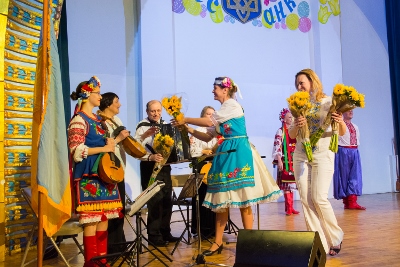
top-left (188, 150), bottom-right (236, 267)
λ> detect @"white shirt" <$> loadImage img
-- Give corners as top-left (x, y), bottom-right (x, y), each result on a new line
top-left (190, 126), bottom-right (218, 157)
top-left (103, 115), bottom-right (127, 169)
top-left (339, 121), bottom-right (360, 146)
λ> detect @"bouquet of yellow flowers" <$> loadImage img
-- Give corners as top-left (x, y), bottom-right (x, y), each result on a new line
top-left (161, 94), bottom-right (190, 144)
top-left (148, 133), bottom-right (175, 187)
top-left (310, 84), bottom-right (365, 152)
top-left (287, 91), bottom-right (313, 162)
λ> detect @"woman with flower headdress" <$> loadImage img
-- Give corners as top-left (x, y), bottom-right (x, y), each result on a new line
top-left (289, 69), bottom-right (345, 256)
top-left (272, 108), bottom-right (299, 216)
top-left (68, 77), bottom-right (123, 267)
top-left (172, 76), bottom-right (282, 257)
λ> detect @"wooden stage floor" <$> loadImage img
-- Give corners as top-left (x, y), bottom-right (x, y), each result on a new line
top-left (4, 192), bottom-right (400, 267)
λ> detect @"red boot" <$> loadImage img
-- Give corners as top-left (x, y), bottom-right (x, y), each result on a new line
top-left (284, 192), bottom-right (292, 215)
top-left (83, 235), bottom-right (98, 267)
top-left (289, 192), bottom-right (300, 215)
top-left (347, 194), bottom-right (366, 210)
top-left (96, 231), bottom-right (110, 267)
top-left (343, 196), bottom-right (349, 209)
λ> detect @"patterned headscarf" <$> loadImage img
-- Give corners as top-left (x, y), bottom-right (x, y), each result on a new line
top-left (279, 108), bottom-right (290, 122)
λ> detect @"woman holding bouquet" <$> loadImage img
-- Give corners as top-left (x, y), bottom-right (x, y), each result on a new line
top-left (172, 76), bottom-right (281, 256)
top-left (272, 108), bottom-right (300, 216)
top-left (68, 77), bottom-right (123, 267)
top-left (288, 69), bottom-right (346, 256)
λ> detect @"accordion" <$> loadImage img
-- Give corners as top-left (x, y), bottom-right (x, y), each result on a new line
top-left (160, 123), bottom-right (191, 163)
top-left (137, 120), bottom-right (191, 163)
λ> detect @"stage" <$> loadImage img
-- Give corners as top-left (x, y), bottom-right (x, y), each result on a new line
top-left (7, 192), bottom-right (400, 267)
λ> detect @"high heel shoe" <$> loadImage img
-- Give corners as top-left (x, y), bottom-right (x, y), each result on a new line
top-left (202, 242), bottom-right (223, 256)
top-left (329, 242), bottom-right (342, 256)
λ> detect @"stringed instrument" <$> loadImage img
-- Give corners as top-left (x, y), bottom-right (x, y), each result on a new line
top-left (97, 110), bottom-right (147, 158)
top-left (98, 152), bottom-right (124, 184)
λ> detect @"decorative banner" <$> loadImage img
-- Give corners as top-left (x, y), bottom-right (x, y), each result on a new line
top-left (222, 0), bottom-right (262, 24)
top-left (172, 0), bottom-right (341, 33)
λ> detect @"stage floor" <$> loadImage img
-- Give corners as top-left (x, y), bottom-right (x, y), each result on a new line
top-left (5, 192), bottom-right (400, 267)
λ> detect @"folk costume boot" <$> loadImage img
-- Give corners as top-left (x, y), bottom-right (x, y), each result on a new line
top-left (96, 231), bottom-right (110, 267)
top-left (83, 235), bottom-right (98, 267)
top-left (289, 192), bottom-right (300, 214)
top-left (284, 192), bottom-right (292, 215)
top-left (343, 196), bottom-right (349, 209)
top-left (347, 194), bottom-right (366, 210)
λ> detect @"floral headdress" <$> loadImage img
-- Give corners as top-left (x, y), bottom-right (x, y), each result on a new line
top-left (80, 76), bottom-right (101, 100)
top-left (213, 77), bottom-right (243, 99)
top-left (74, 76), bottom-right (101, 114)
top-left (279, 108), bottom-right (290, 122)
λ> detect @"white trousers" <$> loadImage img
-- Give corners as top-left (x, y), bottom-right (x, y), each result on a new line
top-left (293, 143), bottom-right (344, 254)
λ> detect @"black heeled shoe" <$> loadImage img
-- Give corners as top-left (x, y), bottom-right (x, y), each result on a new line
top-left (329, 242), bottom-right (342, 256)
top-left (202, 242), bottom-right (223, 256)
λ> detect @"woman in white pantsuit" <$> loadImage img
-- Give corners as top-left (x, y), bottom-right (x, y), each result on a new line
top-left (289, 69), bottom-right (346, 256)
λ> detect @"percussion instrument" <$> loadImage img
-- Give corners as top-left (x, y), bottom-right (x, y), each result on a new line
top-left (97, 111), bottom-right (146, 158)
top-left (98, 152), bottom-right (125, 184)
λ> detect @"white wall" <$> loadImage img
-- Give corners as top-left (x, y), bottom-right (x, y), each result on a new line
top-left (66, 0), bottom-right (393, 199)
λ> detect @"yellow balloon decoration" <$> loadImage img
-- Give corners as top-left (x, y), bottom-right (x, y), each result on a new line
top-left (183, 0), bottom-right (202, 16)
top-left (210, 2), bottom-right (224, 23)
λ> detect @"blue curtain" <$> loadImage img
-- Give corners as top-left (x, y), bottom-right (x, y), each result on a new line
top-left (57, 0), bottom-right (71, 128)
top-left (386, 0), bottom-right (400, 155)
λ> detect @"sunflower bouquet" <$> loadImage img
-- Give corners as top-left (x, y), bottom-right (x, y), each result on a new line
top-left (161, 94), bottom-right (190, 144)
top-left (148, 133), bottom-right (175, 186)
top-left (310, 84), bottom-right (365, 152)
top-left (287, 91), bottom-right (313, 162)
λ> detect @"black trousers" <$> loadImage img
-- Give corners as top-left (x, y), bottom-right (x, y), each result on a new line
top-left (140, 161), bottom-right (173, 240)
top-left (107, 180), bottom-right (126, 253)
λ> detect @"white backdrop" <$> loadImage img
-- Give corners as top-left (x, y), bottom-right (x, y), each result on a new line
top-left (67, 0), bottom-right (394, 200)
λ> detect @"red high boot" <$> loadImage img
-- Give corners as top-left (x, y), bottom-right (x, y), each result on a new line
top-left (347, 194), bottom-right (366, 210)
top-left (284, 192), bottom-right (292, 215)
top-left (289, 192), bottom-right (300, 214)
top-left (83, 235), bottom-right (98, 267)
top-left (343, 196), bottom-right (349, 209)
top-left (96, 231), bottom-right (110, 267)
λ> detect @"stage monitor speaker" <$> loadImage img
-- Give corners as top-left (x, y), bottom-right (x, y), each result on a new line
top-left (234, 229), bottom-right (326, 267)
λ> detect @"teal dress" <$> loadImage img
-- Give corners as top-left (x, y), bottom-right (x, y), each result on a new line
top-left (207, 116), bottom-right (255, 193)
top-left (202, 99), bottom-right (281, 212)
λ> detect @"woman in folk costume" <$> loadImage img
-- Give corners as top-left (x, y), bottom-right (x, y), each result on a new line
top-left (172, 76), bottom-right (281, 256)
top-left (68, 76), bottom-right (123, 267)
top-left (272, 108), bottom-right (300, 215)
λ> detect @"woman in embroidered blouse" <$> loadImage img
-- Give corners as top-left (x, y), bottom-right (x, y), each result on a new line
top-left (288, 69), bottom-right (346, 256)
top-left (99, 92), bottom-right (130, 254)
top-left (272, 108), bottom-right (299, 216)
top-left (172, 77), bottom-right (281, 256)
top-left (68, 77), bottom-right (123, 267)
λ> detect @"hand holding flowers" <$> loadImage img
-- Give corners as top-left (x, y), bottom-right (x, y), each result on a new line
top-left (148, 133), bottom-right (175, 187)
top-left (309, 84), bottom-right (365, 152)
top-left (161, 94), bottom-right (190, 144)
top-left (287, 91), bottom-right (313, 162)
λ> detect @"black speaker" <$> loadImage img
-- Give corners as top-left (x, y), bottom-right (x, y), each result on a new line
top-left (234, 229), bottom-right (326, 267)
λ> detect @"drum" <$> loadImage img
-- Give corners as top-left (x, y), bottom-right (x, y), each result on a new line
top-left (199, 162), bottom-right (212, 184)
top-left (160, 124), bottom-right (191, 163)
